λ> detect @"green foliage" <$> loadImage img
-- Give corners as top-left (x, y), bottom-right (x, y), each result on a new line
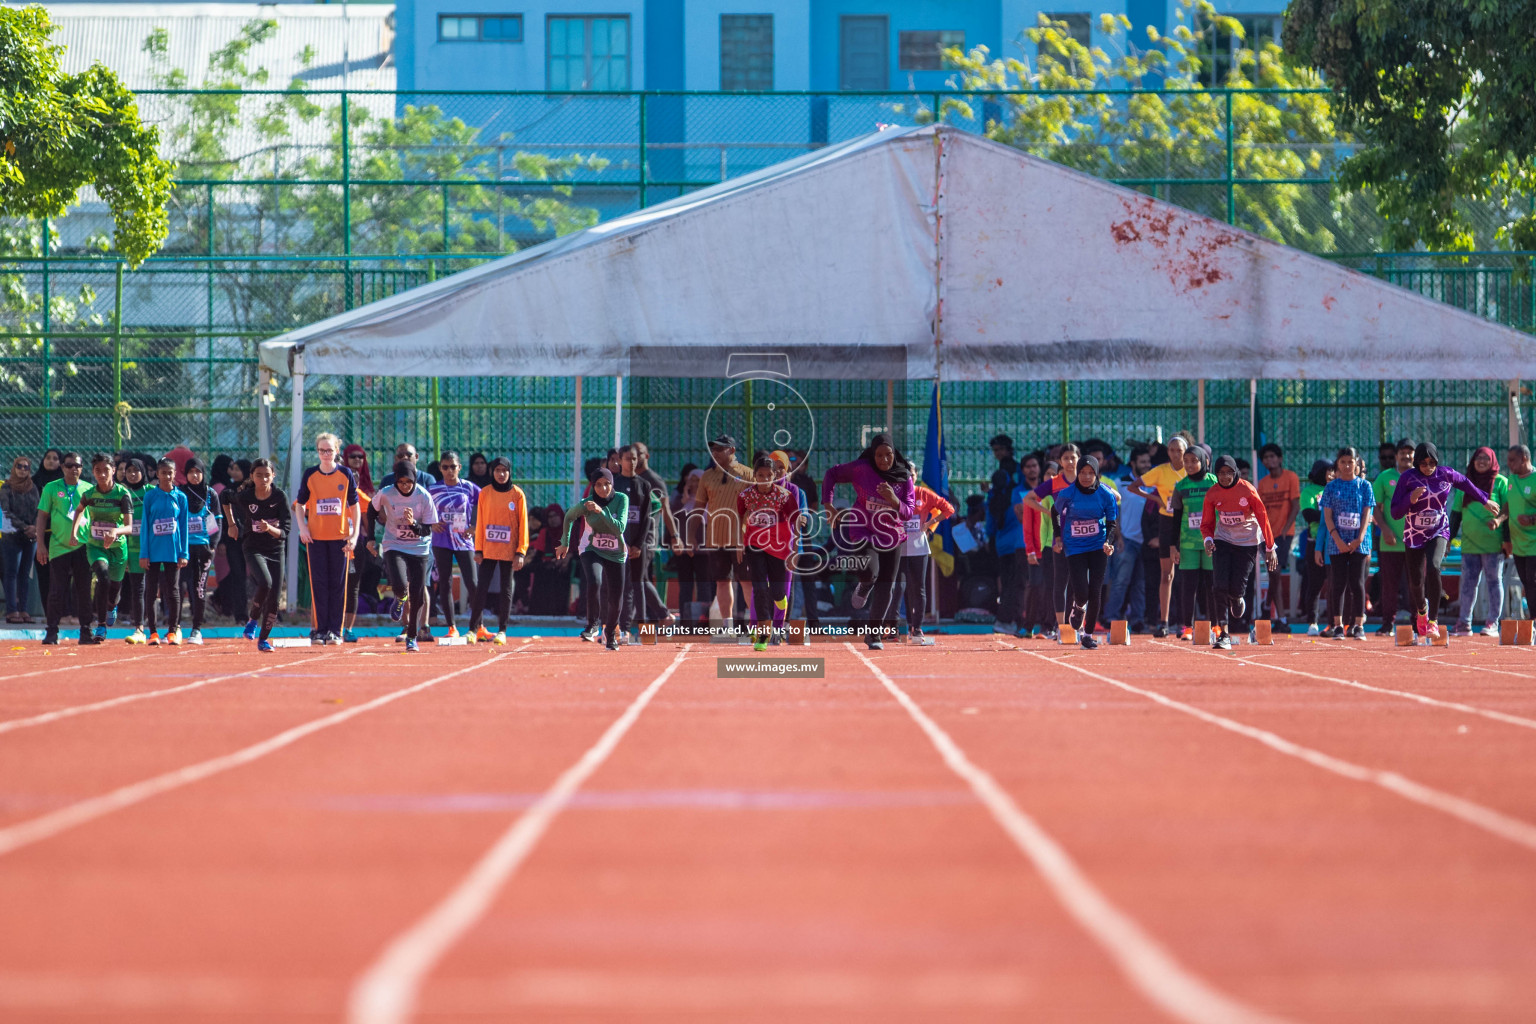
top-left (0, 5), bottom-right (173, 265)
top-left (934, 0), bottom-right (1381, 253)
top-left (1284, 0), bottom-right (1536, 252)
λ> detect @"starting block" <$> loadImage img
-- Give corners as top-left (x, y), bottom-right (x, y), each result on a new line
top-left (638, 623), bottom-right (657, 645)
top-left (1431, 624), bottom-right (1450, 647)
top-left (435, 635), bottom-right (468, 646)
top-left (268, 637), bottom-right (312, 648)
top-left (1499, 619), bottom-right (1534, 646)
top-left (1109, 620), bottom-right (1130, 645)
top-left (1522, 620), bottom-right (1534, 646)
top-left (1191, 620), bottom-right (1212, 646)
top-left (786, 620), bottom-right (809, 646)
top-left (1395, 625), bottom-right (1414, 647)
top-left (1058, 624), bottom-right (1078, 645)
top-left (1253, 620), bottom-right (1274, 645)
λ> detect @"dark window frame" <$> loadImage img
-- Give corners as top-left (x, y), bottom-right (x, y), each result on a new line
top-left (720, 13), bottom-right (774, 91)
top-left (546, 14), bottom-right (632, 91)
top-left (898, 29), bottom-right (965, 71)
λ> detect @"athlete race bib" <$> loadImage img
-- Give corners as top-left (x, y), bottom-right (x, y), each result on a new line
top-left (484, 524), bottom-right (511, 544)
top-left (394, 523), bottom-right (417, 541)
top-left (1335, 511), bottom-right (1361, 531)
top-left (626, 507), bottom-right (640, 524)
top-left (1219, 511), bottom-right (1244, 527)
top-left (204, 514), bottom-right (218, 535)
top-left (1412, 510), bottom-right (1443, 529)
top-left (1069, 520), bottom-right (1099, 539)
top-left (1187, 512), bottom-right (1202, 530)
top-left (445, 512), bottom-right (467, 531)
top-left (90, 521), bottom-right (116, 541)
top-left (590, 532), bottom-right (622, 552)
top-left (315, 497), bottom-right (342, 516)
top-left (904, 516), bottom-right (923, 535)
top-left (153, 518), bottom-right (176, 536)
top-left (748, 509), bottom-right (777, 528)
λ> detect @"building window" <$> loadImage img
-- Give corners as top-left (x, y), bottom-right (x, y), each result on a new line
top-left (1040, 12), bottom-right (1090, 48)
top-left (1196, 12), bottom-right (1281, 85)
top-left (547, 15), bottom-right (630, 90)
top-left (898, 29), bottom-right (964, 71)
top-left (839, 15), bottom-right (888, 91)
top-left (721, 14), bottom-right (773, 91)
top-left (438, 14), bottom-right (523, 42)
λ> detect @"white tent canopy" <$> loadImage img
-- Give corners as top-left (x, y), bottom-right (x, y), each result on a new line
top-left (259, 123), bottom-right (1536, 383)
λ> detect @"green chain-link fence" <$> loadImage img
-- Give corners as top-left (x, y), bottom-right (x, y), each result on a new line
top-left (3, 89), bottom-right (1535, 507)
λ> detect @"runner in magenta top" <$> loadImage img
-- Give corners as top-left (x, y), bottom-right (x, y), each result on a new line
top-left (821, 433), bottom-right (917, 650)
top-left (1389, 441), bottom-right (1498, 638)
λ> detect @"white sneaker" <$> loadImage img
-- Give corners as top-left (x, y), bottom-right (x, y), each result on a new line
top-left (187, 629), bottom-right (204, 645)
top-left (1306, 623), bottom-right (1320, 636)
top-left (1480, 623), bottom-right (1500, 638)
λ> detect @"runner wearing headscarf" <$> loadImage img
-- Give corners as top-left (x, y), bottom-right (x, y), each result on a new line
top-left (180, 457), bottom-right (223, 644)
top-left (1297, 458), bottom-right (1333, 635)
top-left (466, 452), bottom-right (492, 489)
top-left (1050, 455), bottom-right (1120, 649)
top-left (1168, 443), bottom-right (1215, 640)
top-left (821, 433), bottom-right (917, 650)
top-left (342, 444), bottom-right (375, 496)
top-left (1392, 442), bottom-right (1497, 642)
top-left (1200, 454), bottom-right (1278, 650)
top-left (470, 456), bottom-right (528, 643)
top-left (1318, 447), bottom-right (1374, 639)
top-left (118, 458), bottom-right (148, 639)
top-left (1451, 446), bottom-right (1510, 636)
top-left (557, 468), bottom-right (629, 650)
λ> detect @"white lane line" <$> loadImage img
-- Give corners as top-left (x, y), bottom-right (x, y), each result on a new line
top-left (1153, 641), bottom-right (1536, 733)
top-left (347, 644), bottom-right (692, 1024)
top-left (0, 654), bottom-right (332, 737)
top-left (1396, 650), bottom-right (1536, 682)
top-left (848, 644), bottom-right (1290, 1024)
top-left (0, 652), bottom-right (158, 683)
top-left (0, 650), bottom-right (525, 858)
top-left (1019, 649), bottom-right (1536, 854)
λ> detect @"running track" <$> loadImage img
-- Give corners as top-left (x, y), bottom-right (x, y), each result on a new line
top-left (1, 635), bottom-right (1535, 1021)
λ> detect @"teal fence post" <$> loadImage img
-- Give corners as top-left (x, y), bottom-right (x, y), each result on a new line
top-left (1225, 89), bottom-right (1236, 225)
top-left (342, 89), bottom-right (353, 311)
top-left (113, 262), bottom-right (124, 448)
top-left (41, 217), bottom-right (51, 448)
top-left (638, 92), bottom-right (648, 209)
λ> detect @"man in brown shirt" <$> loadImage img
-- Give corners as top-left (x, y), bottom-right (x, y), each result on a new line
top-left (693, 434), bottom-right (751, 626)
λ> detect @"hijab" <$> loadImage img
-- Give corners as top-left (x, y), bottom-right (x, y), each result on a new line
top-left (681, 468), bottom-right (705, 510)
top-left (588, 468), bottom-right (613, 507)
top-left (123, 458), bottom-right (148, 493)
top-left (858, 432), bottom-right (913, 486)
top-left (210, 454), bottom-right (233, 491)
top-left (34, 449), bottom-right (63, 489)
top-left (1413, 442), bottom-right (1440, 476)
top-left (1187, 444), bottom-right (1211, 476)
top-left (181, 457), bottom-right (211, 514)
top-left (488, 456), bottom-right (513, 493)
top-left (391, 460), bottom-right (416, 492)
top-left (1074, 454), bottom-right (1101, 494)
top-left (1466, 445), bottom-right (1499, 493)
top-left (1307, 459), bottom-right (1331, 487)
top-left (467, 452), bottom-right (492, 488)
top-left (342, 444), bottom-right (374, 495)
top-left (1214, 454), bottom-right (1240, 486)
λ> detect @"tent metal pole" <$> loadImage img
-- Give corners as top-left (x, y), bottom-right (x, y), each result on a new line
top-left (1509, 379), bottom-right (1524, 448)
top-left (1196, 379), bottom-right (1206, 444)
top-left (572, 376), bottom-right (583, 503)
top-left (886, 380), bottom-right (895, 439)
top-left (257, 366), bottom-right (274, 460)
top-left (1249, 378), bottom-right (1258, 483)
top-left (613, 375), bottom-right (623, 449)
top-left (285, 368), bottom-right (306, 613)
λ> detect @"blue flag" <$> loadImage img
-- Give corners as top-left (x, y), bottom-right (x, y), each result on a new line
top-left (922, 382), bottom-right (949, 499)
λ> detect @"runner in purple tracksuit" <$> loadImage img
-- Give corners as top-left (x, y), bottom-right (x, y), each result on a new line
top-left (1390, 442), bottom-right (1497, 638)
top-left (821, 433), bottom-right (917, 651)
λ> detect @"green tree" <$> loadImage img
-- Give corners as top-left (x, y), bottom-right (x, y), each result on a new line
top-left (0, 5), bottom-right (173, 263)
top-left (1283, 0), bottom-right (1536, 251)
top-left (936, 0), bottom-right (1381, 254)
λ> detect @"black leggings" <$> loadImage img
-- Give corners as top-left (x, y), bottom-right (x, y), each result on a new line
top-left (118, 569), bottom-right (144, 627)
top-left (1065, 549), bottom-right (1107, 634)
top-left (91, 561), bottom-right (122, 629)
top-left (1211, 540), bottom-right (1259, 631)
top-left (901, 553), bottom-right (928, 629)
top-left (384, 550), bottom-right (431, 638)
top-left (1175, 563), bottom-right (1211, 628)
top-left (143, 561), bottom-right (182, 633)
top-left (470, 558), bottom-right (515, 632)
top-left (46, 547), bottom-right (93, 637)
top-left (851, 540), bottom-right (902, 641)
top-left (579, 550), bottom-right (626, 639)
top-left (1328, 551), bottom-right (1368, 623)
top-left (622, 548), bottom-right (653, 630)
top-left (184, 546), bottom-right (213, 630)
top-left (743, 546), bottom-right (789, 628)
top-left (1405, 536), bottom-right (1449, 622)
top-left (1514, 555), bottom-right (1536, 619)
top-left (433, 546), bottom-right (476, 625)
top-left (245, 548), bottom-right (283, 641)
top-left (1298, 533), bottom-right (1328, 625)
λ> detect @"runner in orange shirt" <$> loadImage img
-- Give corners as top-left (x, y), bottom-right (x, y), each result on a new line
top-left (1200, 454), bottom-right (1278, 650)
top-left (470, 457), bottom-right (528, 644)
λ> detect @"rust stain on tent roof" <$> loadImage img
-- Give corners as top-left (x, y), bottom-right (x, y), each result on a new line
top-left (1110, 196), bottom-right (1240, 294)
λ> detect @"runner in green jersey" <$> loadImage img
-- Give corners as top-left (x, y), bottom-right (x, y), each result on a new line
top-left (37, 452), bottom-right (92, 644)
top-left (77, 454), bottom-right (133, 642)
top-left (1507, 445), bottom-right (1536, 619)
top-left (118, 458), bottom-right (148, 633)
top-left (1168, 443), bottom-right (1215, 638)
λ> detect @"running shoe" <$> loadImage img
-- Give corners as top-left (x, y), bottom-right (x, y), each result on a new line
top-left (493, 631), bottom-right (507, 646)
top-left (770, 631), bottom-right (784, 646)
top-left (1374, 622), bottom-right (1395, 635)
top-left (395, 632), bottom-right (407, 643)
top-left (753, 635), bottom-right (768, 652)
top-left (41, 630), bottom-right (59, 645)
top-left (850, 582), bottom-right (871, 610)
top-left (257, 639), bottom-right (274, 653)
top-left (618, 632), bottom-right (632, 646)
top-left (993, 621), bottom-right (1013, 634)
top-left (1079, 633), bottom-right (1099, 650)
top-left (1306, 623), bottom-right (1320, 636)
top-left (417, 627), bottom-right (434, 644)
top-left (475, 625), bottom-right (493, 643)
top-left (579, 625), bottom-right (601, 642)
top-left (328, 632), bottom-right (345, 646)
top-left (1350, 625), bottom-right (1367, 640)
top-left (106, 608), bottom-right (117, 627)
top-left (1480, 623), bottom-right (1500, 638)
top-left (1449, 622), bottom-right (1470, 637)
top-left (1213, 632), bottom-right (1233, 651)
top-left (1176, 626), bottom-right (1192, 641)
top-left (1151, 623), bottom-right (1168, 639)
top-left (605, 636), bottom-right (619, 651)
top-left (167, 628), bottom-right (183, 646)
top-left (405, 637), bottom-right (420, 653)
top-left (148, 631), bottom-right (161, 646)
top-left (343, 630), bottom-right (358, 644)
top-left (310, 630), bottom-right (322, 644)
top-left (866, 638), bottom-right (884, 651)
top-left (389, 600), bottom-right (404, 623)
top-left (1415, 613), bottom-right (1431, 637)
top-left (188, 629), bottom-right (204, 646)
top-left (243, 619), bottom-right (259, 640)
top-left (93, 625), bottom-right (107, 643)
top-left (79, 632), bottom-right (102, 645)
top-left (447, 625), bottom-right (460, 639)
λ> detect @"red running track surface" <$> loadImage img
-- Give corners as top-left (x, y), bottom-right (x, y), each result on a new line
top-left (0, 634), bottom-right (1534, 1022)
